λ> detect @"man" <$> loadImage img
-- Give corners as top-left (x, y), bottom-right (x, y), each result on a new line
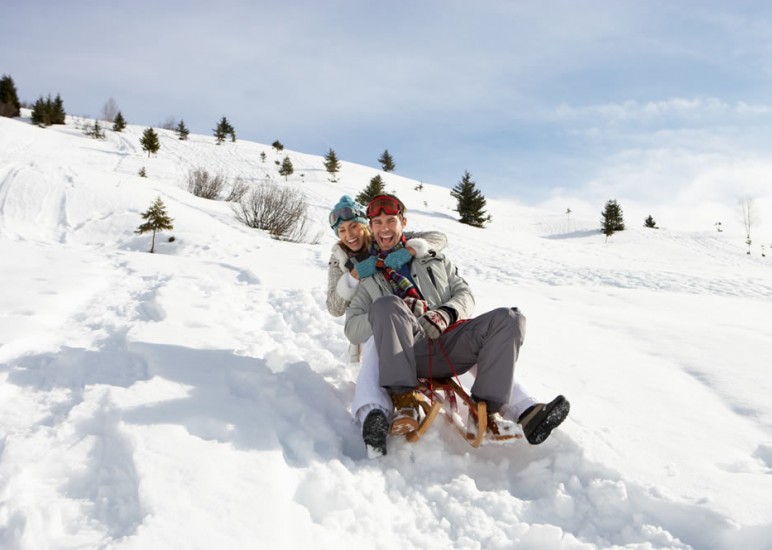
top-left (345, 194), bottom-right (569, 455)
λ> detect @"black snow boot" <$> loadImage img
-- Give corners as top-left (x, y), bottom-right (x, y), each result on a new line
top-left (362, 409), bottom-right (389, 458)
top-left (518, 395), bottom-right (570, 445)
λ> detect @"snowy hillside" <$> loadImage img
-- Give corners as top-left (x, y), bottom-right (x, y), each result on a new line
top-left (1, 114), bottom-right (771, 550)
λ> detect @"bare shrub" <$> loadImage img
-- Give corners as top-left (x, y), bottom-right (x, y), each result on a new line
top-left (100, 97), bottom-right (119, 122)
top-left (187, 168), bottom-right (226, 200)
top-left (160, 116), bottom-right (178, 130)
top-left (225, 177), bottom-right (249, 202)
top-left (233, 183), bottom-right (319, 242)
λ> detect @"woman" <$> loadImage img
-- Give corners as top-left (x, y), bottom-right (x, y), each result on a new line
top-left (326, 195), bottom-right (447, 456)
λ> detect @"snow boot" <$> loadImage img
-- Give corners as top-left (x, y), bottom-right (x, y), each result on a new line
top-left (389, 391), bottom-right (420, 435)
top-left (466, 409), bottom-right (522, 442)
top-left (362, 409), bottom-right (389, 458)
top-left (518, 395), bottom-right (570, 445)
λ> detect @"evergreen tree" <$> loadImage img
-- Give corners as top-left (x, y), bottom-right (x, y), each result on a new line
top-left (30, 96), bottom-right (50, 126)
top-left (30, 94), bottom-right (66, 126)
top-left (51, 94), bottom-right (66, 124)
top-left (175, 119), bottom-right (189, 140)
top-left (136, 196), bottom-right (174, 253)
top-left (378, 149), bottom-right (395, 172)
top-left (0, 74), bottom-right (21, 118)
top-left (112, 111), bottom-right (127, 132)
top-left (213, 116), bottom-right (234, 144)
top-left (324, 148), bottom-right (341, 181)
top-left (272, 140), bottom-right (284, 152)
top-left (644, 215), bottom-right (657, 229)
top-left (279, 156), bottom-right (294, 181)
top-left (84, 120), bottom-right (105, 139)
top-left (451, 171), bottom-right (491, 227)
top-left (356, 174), bottom-right (386, 204)
top-left (600, 199), bottom-right (625, 238)
top-left (140, 127), bottom-right (160, 157)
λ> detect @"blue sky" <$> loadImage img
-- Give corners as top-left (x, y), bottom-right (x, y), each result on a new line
top-left (4, 0), bottom-right (772, 219)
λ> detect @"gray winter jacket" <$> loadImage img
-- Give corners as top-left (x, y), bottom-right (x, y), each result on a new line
top-left (344, 252), bottom-right (475, 345)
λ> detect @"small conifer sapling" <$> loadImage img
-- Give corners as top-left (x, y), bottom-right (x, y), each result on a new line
top-left (136, 197), bottom-right (174, 253)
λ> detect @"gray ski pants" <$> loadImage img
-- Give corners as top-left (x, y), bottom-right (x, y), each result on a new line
top-left (369, 295), bottom-right (526, 412)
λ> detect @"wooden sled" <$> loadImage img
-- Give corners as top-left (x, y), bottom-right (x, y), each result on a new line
top-left (405, 378), bottom-right (520, 448)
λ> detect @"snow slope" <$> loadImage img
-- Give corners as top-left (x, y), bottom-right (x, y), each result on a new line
top-left (1, 114), bottom-right (771, 550)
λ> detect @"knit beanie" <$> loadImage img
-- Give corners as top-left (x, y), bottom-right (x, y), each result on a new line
top-left (329, 195), bottom-right (367, 234)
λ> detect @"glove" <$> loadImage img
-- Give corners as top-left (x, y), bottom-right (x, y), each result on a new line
top-left (354, 256), bottom-right (377, 278)
top-left (384, 247), bottom-right (413, 270)
top-left (418, 309), bottom-right (450, 340)
top-left (403, 297), bottom-right (428, 317)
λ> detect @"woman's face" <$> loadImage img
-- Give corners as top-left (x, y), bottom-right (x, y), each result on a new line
top-left (337, 220), bottom-right (367, 252)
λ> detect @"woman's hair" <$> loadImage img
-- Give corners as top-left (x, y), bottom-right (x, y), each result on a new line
top-left (337, 220), bottom-right (372, 254)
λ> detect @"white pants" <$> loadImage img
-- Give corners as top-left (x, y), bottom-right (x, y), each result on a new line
top-left (351, 337), bottom-right (539, 426)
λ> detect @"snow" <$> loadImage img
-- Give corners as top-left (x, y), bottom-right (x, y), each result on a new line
top-left (1, 112), bottom-right (772, 550)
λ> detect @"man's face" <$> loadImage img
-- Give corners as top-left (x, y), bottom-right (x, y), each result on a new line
top-left (370, 212), bottom-right (406, 251)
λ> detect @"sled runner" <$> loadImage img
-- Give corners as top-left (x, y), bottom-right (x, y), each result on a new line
top-left (406, 378), bottom-right (521, 447)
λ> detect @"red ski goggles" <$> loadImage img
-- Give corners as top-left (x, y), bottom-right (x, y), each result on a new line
top-left (366, 195), bottom-right (403, 218)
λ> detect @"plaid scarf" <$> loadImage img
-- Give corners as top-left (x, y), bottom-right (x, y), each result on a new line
top-left (371, 236), bottom-right (421, 300)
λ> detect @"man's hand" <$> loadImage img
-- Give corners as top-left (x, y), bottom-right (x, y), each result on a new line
top-left (418, 309), bottom-right (450, 340)
top-left (403, 297), bottom-right (428, 317)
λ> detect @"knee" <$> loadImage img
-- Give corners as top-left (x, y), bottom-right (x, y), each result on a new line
top-left (492, 307), bottom-right (526, 346)
top-left (369, 295), bottom-right (404, 325)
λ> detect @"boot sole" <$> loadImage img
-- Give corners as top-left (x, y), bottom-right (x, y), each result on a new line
top-left (523, 395), bottom-right (570, 445)
top-left (363, 411), bottom-right (389, 458)
top-left (390, 417), bottom-right (419, 435)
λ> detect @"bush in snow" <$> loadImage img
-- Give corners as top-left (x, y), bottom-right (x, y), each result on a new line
top-left (187, 168), bottom-right (226, 200)
top-left (224, 177), bottom-right (249, 203)
top-left (644, 215), bottom-right (658, 229)
top-left (233, 183), bottom-right (318, 243)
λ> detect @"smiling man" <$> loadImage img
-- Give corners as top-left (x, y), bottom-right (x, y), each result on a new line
top-left (344, 194), bottom-right (569, 453)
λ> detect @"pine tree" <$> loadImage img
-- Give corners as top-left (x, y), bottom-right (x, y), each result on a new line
top-left (272, 140), bottom-right (284, 153)
top-left (644, 215), bottom-right (657, 229)
top-left (112, 111), bottom-right (127, 132)
top-left (378, 149), bottom-right (395, 172)
top-left (213, 116), bottom-right (233, 144)
top-left (30, 94), bottom-right (66, 126)
top-left (324, 148), bottom-right (341, 181)
top-left (136, 197), bottom-right (174, 253)
top-left (0, 74), bottom-right (21, 118)
top-left (51, 94), bottom-right (66, 124)
top-left (140, 127), bottom-right (160, 157)
top-left (600, 199), bottom-right (625, 238)
top-left (176, 119), bottom-right (189, 140)
top-left (451, 171), bottom-right (491, 227)
top-left (31, 96), bottom-right (50, 126)
top-left (84, 120), bottom-right (105, 139)
top-left (279, 156), bottom-right (294, 181)
top-left (356, 175), bottom-right (386, 204)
